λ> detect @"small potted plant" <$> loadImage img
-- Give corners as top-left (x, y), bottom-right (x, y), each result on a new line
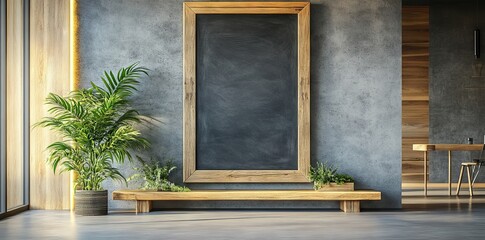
top-left (309, 162), bottom-right (354, 191)
top-left (128, 157), bottom-right (190, 192)
top-left (36, 63), bottom-right (149, 215)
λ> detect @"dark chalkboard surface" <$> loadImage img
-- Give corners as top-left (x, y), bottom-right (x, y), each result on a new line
top-left (196, 14), bottom-right (298, 170)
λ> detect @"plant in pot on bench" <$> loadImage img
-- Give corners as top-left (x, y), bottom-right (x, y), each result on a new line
top-left (309, 162), bottom-right (354, 191)
top-left (35, 63), bottom-right (150, 216)
top-left (128, 156), bottom-right (190, 192)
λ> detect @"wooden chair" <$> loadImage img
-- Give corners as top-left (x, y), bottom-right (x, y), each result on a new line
top-left (456, 145), bottom-right (485, 197)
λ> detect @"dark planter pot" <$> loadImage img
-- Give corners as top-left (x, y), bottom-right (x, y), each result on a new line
top-left (75, 190), bottom-right (108, 216)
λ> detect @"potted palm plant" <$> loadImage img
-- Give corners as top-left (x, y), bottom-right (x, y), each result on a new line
top-left (36, 63), bottom-right (149, 215)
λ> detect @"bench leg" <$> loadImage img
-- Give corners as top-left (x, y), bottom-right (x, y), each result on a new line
top-left (340, 201), bottom-right (360, 213)
top-left (136, 200), bottom-right (152, 213)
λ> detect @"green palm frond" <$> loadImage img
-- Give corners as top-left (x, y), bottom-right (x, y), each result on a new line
top-left (100, 63), bottom-right (148, 97)
top-left (46, 93), bottom-right (87, 120)
top-left (35, 63), bottom-right (150, 191)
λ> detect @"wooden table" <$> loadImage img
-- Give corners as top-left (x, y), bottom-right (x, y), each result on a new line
top-left (413, 144), bottom-right (483, 196)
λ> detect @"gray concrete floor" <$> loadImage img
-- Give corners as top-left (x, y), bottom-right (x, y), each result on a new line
top-left (2, 185), bottom-right (485, 240)
top-left (1, 208), bottom-right (485, 239)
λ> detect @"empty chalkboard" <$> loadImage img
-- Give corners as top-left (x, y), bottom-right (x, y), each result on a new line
top-left (196, 14), bottom-right (298, 170)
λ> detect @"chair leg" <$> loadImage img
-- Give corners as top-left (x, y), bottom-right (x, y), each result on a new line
top-left (456, 165), bottom-right (465, 195)
top-left (472, 164), bottom-right (481, 185)
top-left (466, 166), bottom-right (473, 197)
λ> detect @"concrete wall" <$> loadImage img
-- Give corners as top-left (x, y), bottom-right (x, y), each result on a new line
top-left (78, 0), bottom-right (402, 209)
top-left (429, 0), bottom-right (485, 182)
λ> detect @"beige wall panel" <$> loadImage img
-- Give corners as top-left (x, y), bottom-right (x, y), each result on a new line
top-left (6, 0), bottom-right (25, 210)
top-left (30, 0), bottom-right (70, 210)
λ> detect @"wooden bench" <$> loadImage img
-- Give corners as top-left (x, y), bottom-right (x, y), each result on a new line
top-left (113, 190), bottom-right (381, 213)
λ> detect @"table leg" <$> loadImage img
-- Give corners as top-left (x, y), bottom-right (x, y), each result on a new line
top-left (424, 151), bottom-right (428, 197)
top-left (448, 151), bottom-right (452, 196)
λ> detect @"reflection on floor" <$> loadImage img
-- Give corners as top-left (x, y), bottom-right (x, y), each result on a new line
top-left (403, 183), bottom-right (485, 209)
top-left (2, 208), bottom-right (485, 240)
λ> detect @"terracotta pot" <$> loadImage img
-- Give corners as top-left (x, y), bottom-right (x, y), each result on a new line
top-left (75, 190), bottom-right (108, 216)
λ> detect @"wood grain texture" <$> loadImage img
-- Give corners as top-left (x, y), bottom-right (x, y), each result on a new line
top-left (183, 2), bottom-right (311, 183)
top-left (340, 200), bottom-right (360, 213)
top-left (413, 144), bottom-right (484, 152)
top-left (402, 44), bottom-right (428, 101)
top-left (402, 7), bottom-right (429, 101)
top-left (402, 43), bottom-right (429, 56)
top-left (402, 6), bottom-right (429, 43)
top-left (185, 170), bottom-right (310, 183)
top-left (136, 200), bottom-right (152, 213)
top-left (402, 173), bottom-right (429, 183)
top-left (403, 137), bottom-right (428, 161)
top-left (402, 101), bottom-right (429, 138)
top-left (316, 183), bottom-right (354, 191)
top-left (183, 4), bottom-right (196, 182)
top-left (191, 7), bottom-right (302, 14)
top-left (30, 0), bottom-right (71, 210)
top-left (402, 6), bottom-right (429, 184)
top-left (185, 2), bottom-right (309, 9)
top-left (6, 0), bottom-right (25, 210)
top-left (403, 65), bottom-right (428, 80)
top-left (402, 160), bottom-right (424, 173)
top-left (297, 4), bottom-right (311, 181)
top-left (113, 190), bottom-right (381, 201)
top-left (402, 167), bottom-right (427, 183)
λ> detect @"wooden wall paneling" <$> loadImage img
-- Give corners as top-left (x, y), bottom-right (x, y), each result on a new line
top-left (403, 160), bottom-right (425, 173)
top-left (6, 0), bottom-right (25, 210)
top-left (402, 101), bottom-right (429, 138)
top-left (402, 6), bottom-right (429, 43)
top-left (402, 44), bottom-right (429, 101)
top-left (402, 62), bottom-right (428, 94)
top-left (402, 6), bottom-right (430, 184)
top-left (402, 173), bottom-right (428, 183)
top-left (402, 6), bottom-right (429, 102)
top-left (402, 83), bottom-right (428, 101)
top-left (403, 138), bottom-right (428, 182)
top-left (402, 137), bottom-right (429, 161)
top-left (402, 76), bottom-right (428, 100)
top-left (402, 43), bottom-right (429, 56)
top-left (29, 0), bottom-right (70, 210)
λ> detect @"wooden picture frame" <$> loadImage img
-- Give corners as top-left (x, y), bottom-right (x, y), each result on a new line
top-left (183, 2), bottom-right (310, 183)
